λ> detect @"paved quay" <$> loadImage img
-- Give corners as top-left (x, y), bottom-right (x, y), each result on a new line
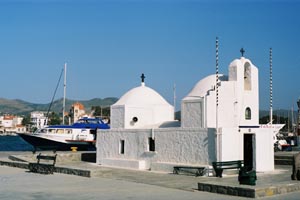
top-left (1, 151), bottom-right (300, 199)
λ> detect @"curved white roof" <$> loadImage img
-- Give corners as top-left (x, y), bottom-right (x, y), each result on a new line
top-left (113, 83), bottom-right (172, 106)
top-left (229, 57), bottom-right (256, 69)
top-left (183, 74), bottom-right (228, 100)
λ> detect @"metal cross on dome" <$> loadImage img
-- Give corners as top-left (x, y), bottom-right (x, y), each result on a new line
top-left (240, 48), bottom-right (245, 57)
top-left (141, 73), bottom-right (145, 83)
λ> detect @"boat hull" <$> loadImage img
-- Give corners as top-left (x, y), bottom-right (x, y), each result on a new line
top-left (18, 133), bottom-right (96, 151)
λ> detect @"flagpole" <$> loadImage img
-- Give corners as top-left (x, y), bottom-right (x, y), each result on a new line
top-left (216, 37), bottom-right (221, 161)
top-left (269, 48), bottom-right (273, 124)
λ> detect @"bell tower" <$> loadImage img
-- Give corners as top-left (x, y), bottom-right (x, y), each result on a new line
top-left (228, 49), bottom-right (259, 126)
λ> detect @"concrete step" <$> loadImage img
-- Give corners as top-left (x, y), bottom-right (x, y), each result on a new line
top-left (274, 154), bottom-right (294, 165)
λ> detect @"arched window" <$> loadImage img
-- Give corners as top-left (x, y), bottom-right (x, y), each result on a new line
top-left (244, 62), bottom-right (252, 90)
top-left (245, 107), bottom-right (251, 120)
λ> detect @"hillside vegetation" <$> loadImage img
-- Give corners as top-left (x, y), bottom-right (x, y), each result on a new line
top-left (0, 97), bottom-right (118, 116)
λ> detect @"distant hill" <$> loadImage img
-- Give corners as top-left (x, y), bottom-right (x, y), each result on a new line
top-left (0, 98), bottom-right (297, 121)
top-left (0, 97), bottom-right (118, 116)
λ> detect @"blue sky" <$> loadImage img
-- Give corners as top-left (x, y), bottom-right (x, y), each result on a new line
top-left (0, 0), bottom-right (299, 111)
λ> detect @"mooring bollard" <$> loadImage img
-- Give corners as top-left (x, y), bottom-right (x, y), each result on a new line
top-left (71, 147), bottom-right (78, 152)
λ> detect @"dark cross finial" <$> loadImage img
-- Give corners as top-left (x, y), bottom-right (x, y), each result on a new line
top-left (141, 73), bottom-right (145, 83)
top-left (240, 48), bottom-right (245, 57)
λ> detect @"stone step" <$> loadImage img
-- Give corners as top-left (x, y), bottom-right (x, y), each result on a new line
top-left (275, 159), bottom-right (293, 165)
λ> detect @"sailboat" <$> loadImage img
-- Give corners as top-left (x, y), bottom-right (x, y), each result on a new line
top-left (18, 63), bottom-right (110, 151)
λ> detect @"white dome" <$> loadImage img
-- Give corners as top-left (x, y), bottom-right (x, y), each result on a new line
top-left (114, 83), bottom-right (171, 106)
top-left (183, 74), bottom-right (228, 100)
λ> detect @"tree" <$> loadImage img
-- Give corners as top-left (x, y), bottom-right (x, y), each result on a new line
top-left (91, 106), bottom-right (110, 117)
top-left (21, 115), bottom-right (31, 126)
top-left (48, 112), bottom-right (62, 125)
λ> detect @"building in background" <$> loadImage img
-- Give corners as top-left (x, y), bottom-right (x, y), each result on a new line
top-left (30, 111), bottom-right (48, 129)
top-left (0, 115), bottom-right (26, 134)
top-left (69, 102), bottom-right (86, 124)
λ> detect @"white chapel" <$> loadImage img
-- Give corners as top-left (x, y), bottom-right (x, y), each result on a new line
top-left (96, 54), bottom-right (275, 173)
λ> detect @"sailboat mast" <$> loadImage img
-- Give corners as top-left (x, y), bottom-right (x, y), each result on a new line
top-left (63, 63), bottom-right (67, 124)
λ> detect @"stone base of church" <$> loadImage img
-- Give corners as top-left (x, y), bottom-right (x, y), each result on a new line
top-left (100, 159), bottom-right (214, 175)
top-left (150, 162), bottom-right (178, 172)
top-left (150, 162), bottom-right (209, 173)
top-left (101, 158), bottom-right (149, 170)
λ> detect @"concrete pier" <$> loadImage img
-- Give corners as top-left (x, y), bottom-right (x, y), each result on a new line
top-left (1, 151), bottom-right (300, 199)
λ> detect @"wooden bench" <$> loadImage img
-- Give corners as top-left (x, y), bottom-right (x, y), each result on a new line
top-left (28, 153), bottom-right (57, 174)
top-left (173, 166), bottom-right (205, 177)
top-left (212, 160), bottom-right (243, 177)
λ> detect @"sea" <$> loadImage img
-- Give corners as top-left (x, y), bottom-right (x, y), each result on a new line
top-left (0, 135), bottom-right (34, 151)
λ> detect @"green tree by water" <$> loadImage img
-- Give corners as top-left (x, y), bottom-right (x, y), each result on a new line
top-left (21, 115), bottom-right (31, 126)
top-left (91, 106), bottom-right (110, 117)
top-left (48, 112), bottom-right (62, 125)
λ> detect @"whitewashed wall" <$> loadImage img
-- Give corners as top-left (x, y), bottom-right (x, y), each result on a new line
top-left (124, 107), bottom-right (153, 129)
top-left (255, 128), bottom-right (274, 172)
top-left (110, 105), bottom-right (125, 128)
top-left (97, 128), bottom-right (216, 172)
top-left (181, 99), bottom-right (203, 128)
top-left (220, 128), bottom-right (243, 161)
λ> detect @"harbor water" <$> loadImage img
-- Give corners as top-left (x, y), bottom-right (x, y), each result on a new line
top-left (0, 135), bottom-right (34, 151)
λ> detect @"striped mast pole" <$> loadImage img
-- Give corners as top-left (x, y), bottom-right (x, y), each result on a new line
top-left (269, 48), bottom-right (273, 125)
top-left (216, 37), bottom-right (221, 161)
